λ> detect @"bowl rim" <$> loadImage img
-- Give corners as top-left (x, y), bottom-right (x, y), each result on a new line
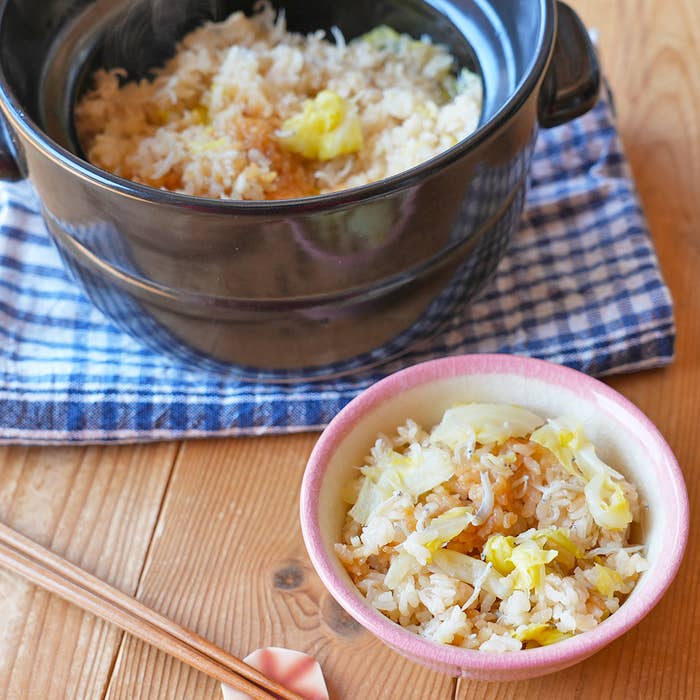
top-left (300, 354), bottom-right (689, 672)
top-left (0, 0), bottom-right (555, 212)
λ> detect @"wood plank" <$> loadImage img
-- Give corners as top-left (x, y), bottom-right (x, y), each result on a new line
top-left (105, 434), bottom-right (455, 699)
top-left (0, 443), bottom-right (178, 699)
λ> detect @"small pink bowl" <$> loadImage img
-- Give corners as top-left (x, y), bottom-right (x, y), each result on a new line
top-left (300, 354), bottom-right (689, 680)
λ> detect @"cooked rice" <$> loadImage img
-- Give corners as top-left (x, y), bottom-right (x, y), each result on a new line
top-left (335, 406), bottom-right (648, 651)
top-left (74, 3), bottom-right (482, 200)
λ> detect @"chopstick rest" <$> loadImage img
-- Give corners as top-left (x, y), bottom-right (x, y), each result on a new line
top-left (222, 647), bottom-right (329, 700)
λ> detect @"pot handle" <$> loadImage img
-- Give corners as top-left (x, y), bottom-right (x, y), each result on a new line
top-left (538, 1), bottom-right (600, 128)
top-left (0, 116), bottom-right (22, 181)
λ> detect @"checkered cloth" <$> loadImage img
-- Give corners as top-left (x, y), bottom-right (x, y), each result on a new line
top-left (0, 87), bottom-right (675, 443)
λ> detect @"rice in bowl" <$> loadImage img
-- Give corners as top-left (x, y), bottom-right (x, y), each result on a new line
top-left (74, 3), bottom-right (483, 200)
top-left (335, 404), bottom-right (648, 652)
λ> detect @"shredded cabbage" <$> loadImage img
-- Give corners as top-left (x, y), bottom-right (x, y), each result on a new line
top-left (530, 527), bottom-right (583, 572)
top-left (592, 563), bottom-right (625, 597)
top-left (385, 507), bottom-right (477, 588)
top-left (348, 444), bottom-right (455, 525)
top-left (278, 90), bottom-right (363, 160)
top-left (430, 403), bottom-right (544, 449)
top-left (530, 418), bottom-right (584, 477)
top-left (348, 473), bottom-right (395, 525)
top-left (508, 540), bottom-right (557, 591)
top-left (585, 473), bottom-right (633, 531)
top-left (359, 25), bottom-right (402, 50)
top-left (485, 532), bottom-right (573, 588)
top-left (530, 419), bottom-right (632, 531)
top-left (384, 551), bottom-right (420, 590)
top-left (528, 528), bottom-right (582, 555)
top-left (398, 444), bottom-right (457, 499)
top-left (359, 25), bottom-right (427, 54)
top-left (513, 623), bottom-right (572, 646)
top-left (575, 444), bottom-right (624, 481)
top-left (460, 562), bottom-right (494, 610)
top-left (402, 507), bottom-right (474, 564)
top-left (483, 534), bottom-right (516, 576)
top-left (433, 549), bottom-right (513, 599)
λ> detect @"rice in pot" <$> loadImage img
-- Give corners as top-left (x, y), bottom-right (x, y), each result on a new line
top-left (335, 404), bottom-right (648, 651)
top-left (75, 2), bottom-right (482, 200)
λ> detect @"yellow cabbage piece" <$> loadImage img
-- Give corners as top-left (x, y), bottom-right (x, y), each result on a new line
top-left (397, 507), bottom-right (475, 567)
top-left (575, 443), bottom-right (624, 481)
top-left (531, 527), bottom-right (583, 556)
top-left (592, 563), bottom-right (625, 597)
top-left (358, 25), bottom-right (426, 53)
top-left (430, 404), bottom-right (544, 449)
top-left (485, 534), bottom-right (559, 591)
top-left (531, 528), bottom-right (583, 572)
top-left (359, 25), bottom-right (403, 50)
top-left (348, 471), bottom-right (395, 525)
top-left (348, 445), bottom-right (456, 525)
top-left (530, 419), bottom-right (583, 477)
top-left (513, 623), bottom-right (572, 646)
top-left (189, 138), bottom-right (228, 154)
top-left (442, 67), bottom-right (480, 100)
top-left (508, 540), bottom-right (557, 591)
top-left (279, 90), bottom-right (363, 161)
top-left (384, 551), bottom-right (420, 590)
top-left (530, 419), bottom-right (632, 531)
top-left (395, 445), bottom-right (457, 499)
top-left (433, 549), bottom-right (513, 599)
top-left (483, 534), bottom-right (516, 576)
top-left (384, 508), bottom-right (476, 587)
top-left (585, 473), bottom-right (633, 531)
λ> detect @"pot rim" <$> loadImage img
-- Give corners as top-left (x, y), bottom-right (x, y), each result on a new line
top-left (0, 0), bottom-right (556, 213)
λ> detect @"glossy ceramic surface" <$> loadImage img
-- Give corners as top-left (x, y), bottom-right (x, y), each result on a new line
top-left (300, 355), bottom-right (689, 679)
top-left (0, 1), bottom-right (598, 379)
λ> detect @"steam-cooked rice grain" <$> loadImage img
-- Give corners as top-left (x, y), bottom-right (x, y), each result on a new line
top-left (336, 406), bottom-right (648, 651)
top-left (75, 3), bottom-right (482, 200)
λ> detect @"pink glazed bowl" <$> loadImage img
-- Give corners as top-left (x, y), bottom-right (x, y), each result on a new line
top-left (299, 354), bottom-right (689, 680)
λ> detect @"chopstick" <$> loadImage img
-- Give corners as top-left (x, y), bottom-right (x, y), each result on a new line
top-left (0, 522), bottom-right (305, 700)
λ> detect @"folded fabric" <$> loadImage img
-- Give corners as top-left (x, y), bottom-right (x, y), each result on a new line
top-left (0, 86), bottom-right (674, 443)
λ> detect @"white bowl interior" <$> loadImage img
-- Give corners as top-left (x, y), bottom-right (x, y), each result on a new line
top-left (317, 371), bottom-right (667, 614)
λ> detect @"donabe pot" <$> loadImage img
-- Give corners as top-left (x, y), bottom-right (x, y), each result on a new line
top-left (0, 0), bottom-right (598, 381)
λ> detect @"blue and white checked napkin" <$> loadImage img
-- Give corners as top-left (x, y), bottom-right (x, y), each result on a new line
top-left (0, 86), bottom-right (675, 443)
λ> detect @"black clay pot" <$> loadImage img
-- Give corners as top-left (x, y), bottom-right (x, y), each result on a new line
top-left (0, 0), bottom-right (599, 381)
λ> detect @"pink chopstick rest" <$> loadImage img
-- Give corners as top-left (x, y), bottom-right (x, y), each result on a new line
top-left (221, 647), bottom-right (329, 700)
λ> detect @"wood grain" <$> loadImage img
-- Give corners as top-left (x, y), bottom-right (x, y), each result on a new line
top-left (104, 435), bottom-right (455, 699)
top-left (0, 444), bottom-right (177, 699)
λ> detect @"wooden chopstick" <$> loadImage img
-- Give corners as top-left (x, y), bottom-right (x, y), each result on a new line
top-left (0, 523), bottom-right (305, 700)
top-left (0, 543), bottom-right (277, 698)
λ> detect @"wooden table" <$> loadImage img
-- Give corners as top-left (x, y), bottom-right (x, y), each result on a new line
top-left (1, 2), bottom-right (698, 698)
